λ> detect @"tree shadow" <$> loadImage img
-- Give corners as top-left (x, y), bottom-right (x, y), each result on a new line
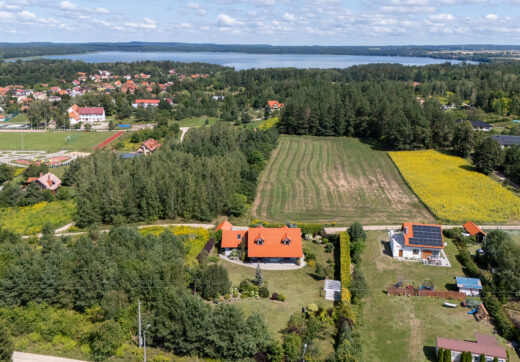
top-left (307, 272), bottom-right (326, 281)
top-left (459, 164), bottom-right (477, 172)
top-left (423, 346), bottom-right (437, 362)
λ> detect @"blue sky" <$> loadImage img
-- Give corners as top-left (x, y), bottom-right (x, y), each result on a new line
top-left (1, 0), bottom-right (520, 45)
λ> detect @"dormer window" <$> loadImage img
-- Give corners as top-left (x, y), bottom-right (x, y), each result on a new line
top-left (256, 238), bottom-right (264, 245)
top-left (282, 238), bottom-right (291, 245)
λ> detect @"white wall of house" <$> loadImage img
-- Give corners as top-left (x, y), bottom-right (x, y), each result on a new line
top-left (224, 248), bottom-right (234, 256)
top-left (458, 287), bottom-right (481, 296)
top-left (389, 231), bottom-right (440, 260)
top-left (439, 349), bottom-right (505, 362)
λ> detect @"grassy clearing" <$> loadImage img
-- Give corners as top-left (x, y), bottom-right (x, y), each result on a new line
top-left (359, 231), bottom-right (518, 362)
top-left (221, 239), bottom-right (334, 342)
top-left (0, 131), bottom-right (119, 152)
top-left (0, 200), bottom-right (75, 235)
top-left (6, 113), bottom-right (28, 123)
top-left (389, 150), bottom-right (520, 223)
top-left (171, 116), bottom-right (218, 128)
top-left (252, 136), bottom-right (433, 224)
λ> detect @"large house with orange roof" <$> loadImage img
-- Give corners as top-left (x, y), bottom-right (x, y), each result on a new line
top-left (68, 104), bottom-right (105, 125)
top-left (132, 99), bottom-right (160, 108)
top-left (389, 223), bottom-right (445, 261)
top-left (267, 100), bottom-right (284, 110)
top-left (219, 222), bottom-right (303, 263)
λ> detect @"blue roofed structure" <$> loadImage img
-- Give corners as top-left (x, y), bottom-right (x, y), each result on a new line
top-left (456, 277), bottom-right (482, 296)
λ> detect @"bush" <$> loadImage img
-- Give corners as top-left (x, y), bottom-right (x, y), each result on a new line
top-left (443, 349), bottom-right (451, 362)
top-left (277, 294), bottom-right (286, 302)
top-left (443, 228), bottom-right (462, 240)
top-left (297, 223), bottom-right (323, 235)
top-left (340, 232), bottom-right (351, 295)
top-left (348, 222), bottom-right (366, 242)
top-left (482, 292), bottom-right (517, 340)
top-left (437, 347), bottom-right (444, 362)
top-left (325, 243), bottom-right (334, 253)
top-left (271, 292), bottom-right (278, 300)
top-left (0, 321), bottom-right (13, 362)
top-left (84, 320), bottom-right (123, 361)
top-left (303, 249), bottom-right (316, 262)
top-left (258, 286), bottom-right (270, 298)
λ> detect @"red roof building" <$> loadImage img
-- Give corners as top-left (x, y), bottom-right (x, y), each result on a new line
top-left (215, 220), bottom-right (233, 231)
top-left (221, 230), bottom-right (245, 248)
top-left (137, 138), bottom-right (161, 154)
top-left (463, 221), bottom-right (486, 242)
top-left (267, 100), bottom-right (284, 109)
top-left (436, 334), bottom-right (507, 361)
top-left (132, 99), bottom-right (160, 108)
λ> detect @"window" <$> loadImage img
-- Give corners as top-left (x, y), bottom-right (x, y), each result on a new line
top-left (237, 234), bottom-right (241, 240)
top-left (282, 238), bottom-right (291, 245)
top-left (413, 249), bottom-right (419, 255)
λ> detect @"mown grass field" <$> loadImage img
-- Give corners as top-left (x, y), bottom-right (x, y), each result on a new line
top-left (359, 231), bottom-right (518, 362)
top-left (252, 136), bottom-right (433, 224)
top-left (221, 239), bottom-right (334, 354)
top-left (390, 150), bottom-right (520, 223)
top-left (0, 200), bottom-right (75, 235)
top-left (0, 131), bottom-right (119, 152)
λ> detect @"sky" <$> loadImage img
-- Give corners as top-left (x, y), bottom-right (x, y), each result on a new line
top-left (1, 0), bottom-right (520, 45)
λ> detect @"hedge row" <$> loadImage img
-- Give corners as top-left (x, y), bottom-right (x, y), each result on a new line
top-left (340, 232), bottom-right (351, 302)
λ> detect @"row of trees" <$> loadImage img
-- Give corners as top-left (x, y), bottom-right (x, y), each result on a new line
top-left (69, 123), bottom-right (278, 226)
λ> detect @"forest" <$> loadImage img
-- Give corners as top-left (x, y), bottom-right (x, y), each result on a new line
top-left (66, 123), bottom-right (278, 226)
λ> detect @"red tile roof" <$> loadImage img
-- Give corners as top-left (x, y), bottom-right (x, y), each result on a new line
top-left (402, 222), bottom-right (444, 249)
top-left (135, 99), bottom-right (160, 104)
top-left (463, 221), bottom-right (486, 236)
top-left (267, 100), bottom-right (284, 109)
top-left (78, 107), bottom-right (104, 115)
top-left (436, 334), bottom-right (506, 359)
top-left (247, 227), bottom-right (302, 258)
top-left (142, 138), bottom-right (161, 152)
top-left (215, 220), bottom-right (233, 231)
top-left (221, 230), bottom-right (245, 248)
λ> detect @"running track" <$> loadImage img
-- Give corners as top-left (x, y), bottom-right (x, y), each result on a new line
top-left (93, 131), bottom-right (125, 150)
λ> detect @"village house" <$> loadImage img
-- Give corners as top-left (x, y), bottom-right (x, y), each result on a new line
top-left (219, 222), bottom-right (303, 263)
top-left (68, 104), bottom-right (106, 125)
top-left (492, 135), bottom-right (520, 149)
top-left (463, 221), bottom-right (486, 243)
top-left (26, 172), bottom-right (61, 192)
top-left (456, 277), bottom-right (482, 296)
top-left (132, 99), bottom-right (160, 108)
top-left (137, 138), bottom-right (161, 154)
top-left (456, 119), bottom-right (493, 132)
top-left (389, 223), bottom-right (445, 262)
top-left (436, 334), bottom-right (507, 362)
top-left (267, 100), bottom-right (284, 110)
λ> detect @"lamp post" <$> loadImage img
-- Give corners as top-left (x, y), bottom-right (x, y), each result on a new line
top-left (143, 323), bottom-right (151, 362)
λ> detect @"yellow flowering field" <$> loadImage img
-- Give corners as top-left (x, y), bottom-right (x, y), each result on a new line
top-left (0, 200), bottom-right (76, 235)
top-left (389, 150), bottom-right (520, 223)
top-left (139, 225), bottom-right (210, 263)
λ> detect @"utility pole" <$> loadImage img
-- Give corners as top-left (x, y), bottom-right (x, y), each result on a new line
top-left (138, 299), bottom-right (142, 348)
top-left (143, 323), bottom-right (150, 362)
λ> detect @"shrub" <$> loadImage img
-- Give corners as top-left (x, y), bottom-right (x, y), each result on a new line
top-left (224, 294), bottom-right (230, 300)
top-left (482, 292), bottom-right (517, 340)
top-left (297, 223), bottom-right (323, 235)
top-left (258, 286), bottom-right (270, 298)
top-left (325, 243), bottom-right (334, 253)
top-left (443, 349), bottom-right (451, 362)
top-left (306, 303), bottom-right (319, 314)
top-left (85, 320), bottom-right (123, 361)
top-left (443, 228), bottom-right (462, 240)
top-left (303, 249), bottom-right (316, 262)
top-left (271, 292), bottom-right (278, 300)
top-left (437, 347), bottom-right (444, 362)
top-left (339, 232), bottom-right (351, 301)
top-left (277, 294), bottom-right (286, 302)
top-left (0, 321), bottom-right (13, 362)
top-left (315, 263), bottom-right (328, 280)
top-left (348, 222), bottom-right (366, 242)
top-left (239, 279), bottom-right (251, 293)
top-left (307, 259), bottom-right (316, 267)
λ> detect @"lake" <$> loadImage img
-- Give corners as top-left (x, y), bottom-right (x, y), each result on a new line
top-left (42, 51), bottom-right (470, 70)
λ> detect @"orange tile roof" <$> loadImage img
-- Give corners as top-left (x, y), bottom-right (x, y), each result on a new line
top-left (215, 220), bottom-right (233, 231)
top-left (221, 230), bottom-right (245, 248)
top-left (402, 222), bottom-right (444, 249)
top-left (142, 138), bottom-right (161, 152)
top-left (247, 227), bottom-right (302, 258)
top-left (463, 221), bottom-right (486, 236)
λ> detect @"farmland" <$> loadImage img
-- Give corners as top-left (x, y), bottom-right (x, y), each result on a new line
top-left (389, 150), bottom-right (520, 223)
top-left (359, 231), bottom-right (518, 362)
top-left (252, 136), bottom-right (433, 224)
top-left (0, 131), bottom-right (119, 152)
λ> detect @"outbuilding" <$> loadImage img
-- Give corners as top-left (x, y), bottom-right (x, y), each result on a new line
top-left (456, 277), bottom-right (482, 296)
top-left (463, 221), bottom-right (486, 243)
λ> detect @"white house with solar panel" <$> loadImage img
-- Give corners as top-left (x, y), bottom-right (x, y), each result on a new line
top-left (389, 223), bottom-right (446, 264)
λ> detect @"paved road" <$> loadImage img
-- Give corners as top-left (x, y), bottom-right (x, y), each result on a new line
top-left (13, 352), bottom-right (85, 362)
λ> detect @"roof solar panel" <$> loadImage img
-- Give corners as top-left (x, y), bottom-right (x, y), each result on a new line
top-left (409, 225), bottom-right (443, 247)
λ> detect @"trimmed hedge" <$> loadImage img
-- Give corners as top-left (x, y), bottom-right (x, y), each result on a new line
top-left (482, 292), bottom-right (517, 340)
top-left (340, 232), bottom-right (351, 302)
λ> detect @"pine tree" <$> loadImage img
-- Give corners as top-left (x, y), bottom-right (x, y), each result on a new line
top-left (255, 264), bottom-right (264, 286)
top-left (479, 353), bottom-right (486, 362)
top-left (437, 347), bottom-right (444, 362)
top-left (443, 349), bottom-right (451, 362)
top-left (0, 322), bottom-right (13, 362)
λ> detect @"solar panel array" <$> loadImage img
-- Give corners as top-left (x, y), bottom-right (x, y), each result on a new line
top-left (409, 225), bottom-right (443, 247)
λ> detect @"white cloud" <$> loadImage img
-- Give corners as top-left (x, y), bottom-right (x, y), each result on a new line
top-left (283, 12), bottom-right (296, 21)
top-left (60, 1), bottom-right (77, 10)
top-left (255, 0), bottom-right (276, 5)
top-left (185, 2), bottom-right (201, 9)
top-left (94, 8), bottom-right (110, 14)
top-left (125, 17), bottom-right (157, 30)
top-left (486, 13), bottom-right (498, 20)
top-left (429, 13), bottom-right (455, 21)
top-left (19, 10), bottom-right (36, 19)
top-left (216, 13), bottom-right (243, 27)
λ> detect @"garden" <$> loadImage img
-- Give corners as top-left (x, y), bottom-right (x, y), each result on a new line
top-left (390, 150), bottom-right (520, 223)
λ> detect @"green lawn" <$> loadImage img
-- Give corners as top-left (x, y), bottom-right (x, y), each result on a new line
top-left (220, 239), bottom-right (334, 343)
top-left (251, 136), bottom-right (433, 224)
top-left (0, 131), bottom-right (119, 152)
top-left (6, 113), bottom-right (28, 123)
top-left (171, 116), bottom-right (218, 128)
top-left (359, 231), bottom-right (518, 362)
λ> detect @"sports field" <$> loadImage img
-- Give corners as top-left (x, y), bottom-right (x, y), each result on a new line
top-left (0, 131), bottom-right (119, 152)
top-left (390, 150), bottom-right (520, 223)
top-left (251, 136), bottom-right (433, 224)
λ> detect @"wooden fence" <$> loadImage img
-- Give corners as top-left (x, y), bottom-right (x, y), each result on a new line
top-left (387, 286), bottom-right (466, 303)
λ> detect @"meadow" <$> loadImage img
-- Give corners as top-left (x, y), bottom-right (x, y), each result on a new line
top-left (0, 131), bottom-right (119, 152)
top-left (252, 136), bottom-right (433, 224)
top-left (389, 150), bottom-right (520, 223)
top-left (359, 231), bottom-right (518, 362)
top-left (0, 200), bottom-right (75, 235)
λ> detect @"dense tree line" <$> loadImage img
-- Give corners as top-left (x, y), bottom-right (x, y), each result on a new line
top-left (69, 123), bottom-right (278, 226)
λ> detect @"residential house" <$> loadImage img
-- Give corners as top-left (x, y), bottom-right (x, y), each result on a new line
top-left (492, 135), bottom-right (520, 149)
top-left (26, 172), bottom-right (61, 192)
top-left (215, 220), bottom-right (233, 232)
top-left (436, 334), bottom-right (507, 362)
top-left (137, 138), bottom-right (161, 154)
top-left (132, 99), bottom-right (160, 108)
top-left (456, 119), bottom-right (493, 132)
top-left (267, 100), bottom-right (284, 110)
top-left (220, 222), bottom-right (303, 263)
top-left (463, 221), bottom-right (486, 243)
top-left (68, 104), bottom-right (106, 125)
top-left (456, 277), bottom-right (482, 296)
top-left (389, 223), bottom-right (444, 261)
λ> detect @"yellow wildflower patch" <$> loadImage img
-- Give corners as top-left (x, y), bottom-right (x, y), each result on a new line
top-left (389, 150), bottom-right (520, 223)
top-left (139, 225), bottom-right (210, 263)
